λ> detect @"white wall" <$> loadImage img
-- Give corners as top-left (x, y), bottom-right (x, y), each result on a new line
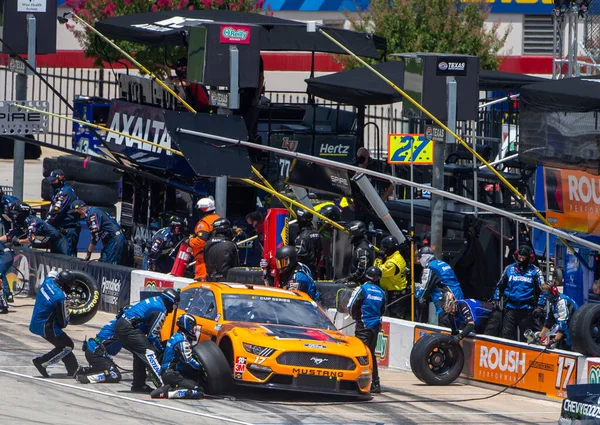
top-left (485, 13), bottom-right (523, 56)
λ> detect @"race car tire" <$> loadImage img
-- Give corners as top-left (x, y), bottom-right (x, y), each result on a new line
top-left (225, 267), bottom-right (264, 285)
top-left (43, 157), bottom-right (60, 178)
top-left (570, 303), bottom-right (600, 357)
top-left (56, 154), bottom-right (122, 183)
top-left (192, 340), bottom-right (233, 395)
top-left (71, 181), bottom-right (119, 206)
top-left (410, 333), bottom-right (464, 386)
top-left (65, 270), bottom-right (100, 326)
top-left (41, 178), bottom-right (53, 201)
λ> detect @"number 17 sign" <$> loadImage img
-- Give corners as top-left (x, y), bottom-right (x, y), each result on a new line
top-left (388, 134), bottom-right (434, 165)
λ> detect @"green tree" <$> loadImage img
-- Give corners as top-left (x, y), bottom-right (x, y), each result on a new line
top-left (346, 0), bottom-right (510, 70)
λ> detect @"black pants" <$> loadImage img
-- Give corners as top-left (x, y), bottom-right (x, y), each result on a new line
top-left (82, 346), bottom-right (122, 382)
top-left (39, 323), bottom-right (79, 375)
top-left (114, 318), bottom-right (161, 388)
top-left (355, 322), bottom-right (380, 384)
top-left (502, 308), bottom-right (541, 341)
top-left (162, 369), bottom-right (200, 390)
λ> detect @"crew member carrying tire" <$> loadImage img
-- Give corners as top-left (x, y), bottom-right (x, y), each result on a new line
top-left (276, 245), bottom-right (320, 301)
top-left (537, 279), bottom-right (578, 350)
top-left (374, 236), bottom-right (409, 319)
top-left (347, 266), bottom-right (386, 394)
top-left (146, 216), bottom-right (184, 273)
top-left (69, 200), bottom-right (126, 264)
top-left (442, 292), bottom-right (497, 341)
top-left (14, 203), bottom-right (69, 256)
top-left (29, 271), bottom-right (80, 378)
top-left (114, 288), bottom-right (180, 393)
top-left (189, 198), bottom-right (220, 281)
top-left (204, 218), bottom-right (240, 282)
top-left (341, 221), bottom-right (375, 284)
top-left (151, 314), bottom-right (204, 400)
top-left (45, 169), bottom-right (80, 257)
top-left (294, 209), bottom-right (323, 278)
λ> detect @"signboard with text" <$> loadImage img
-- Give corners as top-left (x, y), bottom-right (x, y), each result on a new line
top-left (388, 134), bottom-right (434, 165)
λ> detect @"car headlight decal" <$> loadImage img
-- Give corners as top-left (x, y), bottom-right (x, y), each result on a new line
top-left (356, 356), bottom-right (370, 366)
top-left (243, 343), bottom-right (275, 357)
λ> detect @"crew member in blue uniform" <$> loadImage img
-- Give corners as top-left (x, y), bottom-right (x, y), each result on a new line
top-left (0, 241), bottom-right (14, 308)
top-left (29, 271), bottom-right (79, 377)
top-left (69, 200), bottom-right (126, 264)
top-left (494, 246), bottom-right (545, 341)
top-left (14, 204), bottom-right (68, 256)
top-left (347, 266), bottom-right (386, 394)
top-left (416, 246), bottom-right (464, 326)
top-left (538, 280), bottom-right (579, 350)
top-left (45, 170), bottom-right (80, 256)
top-left (113, 288), bottom-right (180, 393)
top-left (151, 314), bottom-right (203, 399)
top-left (275, 245), bottom-right (320, 301)
top-left (0, 188), bottom-right (21, 302)
top-left (442, 292), bottom-right (497, 341)
top-left (146, 216), bottom-right (184, 273)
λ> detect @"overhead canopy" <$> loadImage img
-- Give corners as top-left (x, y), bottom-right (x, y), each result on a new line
top-left (478, 70), bottom-right (547, 92)
top-left (95, 10), bottom-right (386, 59)
top-left (305, 61), bottom-right (404, 105)
top-left (520, 77), bottom-right (600, 112)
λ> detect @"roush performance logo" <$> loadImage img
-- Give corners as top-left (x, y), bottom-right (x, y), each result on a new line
top-left (220, 25), bottom-right (251, 44)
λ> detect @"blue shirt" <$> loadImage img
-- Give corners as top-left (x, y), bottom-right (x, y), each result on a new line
top-left (347, 282), bottom-right (386, 329)
top-left (1, 194), bottom-right (21, 237)
top-left (29, 276), bottom-right (69, 337)
top-left (148, 227), bottom-right (180, 260)
top-left (453, 299), bottom-right (493, 329)
top-left (421, 259), bottom-right (464, 313)
top-left (24, 216), bottom-right (62, 243)
top-left (46, 183), bottom-right (79, 229)
top-left (122, 296), bottom-right (168, 353)
top-left (494, 263), bottom-right (545, 309)
top-left (285, 263), bottom-right (320, 301)
top-left (545, 293), bottom-right (578, 333)
top-left (161, 331), bottom-right (201, 373)
top-left (85, 207), bottom-right (121, 244)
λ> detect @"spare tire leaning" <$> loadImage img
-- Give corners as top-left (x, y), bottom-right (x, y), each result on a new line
top-left (56, 154), bottom-right (122, 183)
top-left (41, 178), bottom-right (53, 201)
top-left (43, 157), bottom-right (60, 178)
top-left (66, 270), bottom-right (101, 326)
top-left (410, 333), bottom-right (464, 386)
top-left (192, 340), bottom-right (233, 395)
top-left (570, 303), bottom-right (600, 357)
top-left (71, 181), bottom-right (119, 206)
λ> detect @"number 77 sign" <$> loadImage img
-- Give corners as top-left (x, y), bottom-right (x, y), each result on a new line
top-left (388, 134), bottom-right (434, 165)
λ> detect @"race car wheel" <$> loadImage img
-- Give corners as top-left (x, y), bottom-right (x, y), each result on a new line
top-left (570, 303), bottom-right (600, 356)
top-left (193, 340), bottom-right (233, 395)
top-left (66, 270), bottom-right (100, 326)
top-left (410, 334), bottom-right (464, 386)
top-left (56, 154), bottom-right (122, 183)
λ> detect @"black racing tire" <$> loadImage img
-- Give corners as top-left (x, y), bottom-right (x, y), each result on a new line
top-left (65, 270), bottom-right (100, 326)
top-left (71, 181), bottom-right (119, 206)
top-left (192, 340), bottom-right (233, 395)
top-left (570, 303), bottom-right (600, 356)
top-left (225, 267), bottom-right (265, 285)
top-left (43, 157), bottom-right (60, 178)
top-left (410, 334), bottom-right (464, 386)
top-left (56, 154), bottom-right (122, 183)
top-left (41, 178), bottom-right (53, 201)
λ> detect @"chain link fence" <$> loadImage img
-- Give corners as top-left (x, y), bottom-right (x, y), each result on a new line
top-left (584, 1), bottom-right (600, 64)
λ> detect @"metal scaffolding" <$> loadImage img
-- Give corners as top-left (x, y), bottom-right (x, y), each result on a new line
top-left (553, 1), bottom-right (594, 78)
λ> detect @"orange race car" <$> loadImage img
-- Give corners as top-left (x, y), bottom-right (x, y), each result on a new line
top-left (160, 282), bottom-right (373, 396)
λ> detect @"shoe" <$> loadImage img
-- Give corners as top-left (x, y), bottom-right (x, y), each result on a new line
top-left (150, 385), bottom-right (171, 399)
top-left (67, 366), bottom-right (81, 378)
top-left (0, 308), bottom-right (7, 315)
top-left (6, 294), bottom-right (13, 303)
top-left (77, 374), bottom-right (91, 384)
top-left (32, 358), bottom-right (50, 378)
top-left (370, 382), bottom-right (382, 394)
top-left (131, 384), bottom-right (154, 393)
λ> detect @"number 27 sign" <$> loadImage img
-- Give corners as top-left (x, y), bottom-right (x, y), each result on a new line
top-left (388, 134), bottom-right (434, 165)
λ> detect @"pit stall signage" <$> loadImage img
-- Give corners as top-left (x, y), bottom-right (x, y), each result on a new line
top-left (388, 134), bottom-right (433, 165)
top-left (415, 326), bottom-right (580, 399)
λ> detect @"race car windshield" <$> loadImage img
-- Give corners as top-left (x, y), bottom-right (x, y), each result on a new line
top-left (222, 294), bottom-right (335, 330)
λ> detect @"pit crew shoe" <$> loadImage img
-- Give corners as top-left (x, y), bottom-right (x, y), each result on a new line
top-left (131, 384), bottom-right (154, 393)
top-left (6, 294), bottom-right (14, 303)
top-left (32, 358), bottom-right (50, 378)
top-left (150, 385), bottom-right (171, 399)
top-left (0, 308), bottom-right (7, 314)
top-left (77, 374), bottom-right (91, 384)
top-left (370, 382), bottom-right (382, 394)
top-left (67, 366), bottom-right (81, 378)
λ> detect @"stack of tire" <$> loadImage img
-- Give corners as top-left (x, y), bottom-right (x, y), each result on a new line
top-left (41, 155), bottom-right (121, 216)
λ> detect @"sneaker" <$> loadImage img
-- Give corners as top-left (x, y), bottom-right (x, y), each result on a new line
top-left (150, 385), bottom-right (171, 399)
top-left (32, 358), bottom-right (50, 378)
top-left (6, 294), bottom-right (13, 303)
top-left (77, 374), bottom-right (91, 384)
top-left (0, 308), bottom-right (8, 315)
top-left (370, 382), bottom-right (382, 394)
top-left (67, 366), bottom-right (81, 378)
top-left (131, 384), bottom-right (154, 393)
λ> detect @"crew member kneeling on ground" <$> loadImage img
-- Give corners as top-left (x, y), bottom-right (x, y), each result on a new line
top-left (276, 245), bottom-right (320, 301)
top-left (29, 271), bottom-right (79, 378)
top-left (151, 314), bottom-right (203, 399)
top-left (374, 236), bottom-right (409, 319)
top-left (204, 218), bottom-right (240, 282)
top-left (347, 266), bottom-right (386, 394)
top-left (442, 292), bottom-right (497, 343)
top-left (537, 280), bottom-right (578, 350)
top-left (114, 288), bottom-right (180, 393)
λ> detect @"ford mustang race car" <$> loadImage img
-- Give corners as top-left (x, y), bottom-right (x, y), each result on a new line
top-left (160, 282), bottom-right (373, 396)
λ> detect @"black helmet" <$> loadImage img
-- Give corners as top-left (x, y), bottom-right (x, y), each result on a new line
top-left (55, 270), bottom-right (74, 290)
top-left (177, 313), bottom-right (198, 341)
top-left (213, 218), bottom-right (233, 238)
top-left (160, 288), bottom-right (180, 313)
top-left (14, 203), bottom-right (32, 226)
top-left (514, 246), bottom-right (534, 269)
top-left (380, 236), bottom-right (400, 257)
top-left (347, 220), bottom-right (366, 240)
top-left (319, 204), bottom-right (341, 223)
top-left (365, 266), bottom-right (382, 284)
top-left (276, 245), bottom-right (298, 272)
top-left (169, 215), bottom-right (183, 234)
top-left (296, 209), bottom-right (313, 227)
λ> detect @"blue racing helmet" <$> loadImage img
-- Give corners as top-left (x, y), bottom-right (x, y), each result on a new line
top-left (177, 314), bottom-right (198, 341)
top-left (161, 288), bottom-right (180, 313)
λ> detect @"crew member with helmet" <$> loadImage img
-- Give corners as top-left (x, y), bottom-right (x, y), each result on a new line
top-left (204, 218), bottom-right (240, 282)
top-left (294, 209), bottom-right (323, 278)
top-left (189, 198), bottom-right (220, 281)
top-left (275, 245), bottom-right (320, 301)
top-left (29, 271), bottom-right (80, 377)
top-left (537, 277), bottom-right (578, 350)
top-left (0, 241), bottom-right (14, 310)
top-left (416, 246), bottom-right (464, 326)
top-left (442, 292), bottom-right (497, 342)
top-left (146, 216), bottom-right (185, 273)
top-left (69, 200), bottom-right (126, 264)
top-left (374, 236), bottom-right (409, 319)
top-left (493, 245), bottom-right (545, 341)
top-left (151, 314), bottom-right (204, 400)
top-left (347, 266), bottom-right (386, 394)
top-left (341, 220), bottom-right (375, 284)
top-left (114, 288), bottom-right (180, 392)
top-left (14, 203), bottom-right (69, 256)
top-left (45, 170), bottom-right (80, 256)
top-left (0, 186), bottom-right (21, 236)
top-left (315, 203), bottom-right (341, 280)
top-left (0, 187), bottom-right (21, 303)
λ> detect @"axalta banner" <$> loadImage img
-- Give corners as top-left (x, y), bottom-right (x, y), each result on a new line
top-left (543, 167), bottom-right (600, 236)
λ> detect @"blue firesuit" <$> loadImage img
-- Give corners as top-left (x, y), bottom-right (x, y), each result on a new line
top-left (451, 299), bottom-right (495, 337)
top-left (162, 332), bottom-right (202, 373)
top-left (85, 207), bottom-right (125, 264)
top-left (419, 259), bottom-right (464, 314)
top-left (46, 183), bottom-right (80, 256)
top-left (24, 216), bottom-right (68, 256)
top-left (146, 227), bottom-right (181, 273)
top-left (0, 241), bottom-right (14, 302)
top-left (282, 263), bottom-right (320, 301)
top-left (544, 293), bottom-right (578, 348)
top-left (494, 263), bottom-right (545, 309)
top-left (0, 194), bottom-right (20, 235)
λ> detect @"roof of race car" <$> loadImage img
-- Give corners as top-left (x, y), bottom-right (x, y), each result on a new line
top-left (183, 281), bottom-right (306, 299)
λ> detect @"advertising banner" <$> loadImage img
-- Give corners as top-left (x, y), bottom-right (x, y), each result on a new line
top-left (388, 134), bottom-right (433, 165)
top-left (375, 321), bottom-right (390, 367)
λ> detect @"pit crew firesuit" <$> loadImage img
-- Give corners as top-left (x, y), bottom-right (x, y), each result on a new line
top-left (418, 259), bottom-right (464, 315)
top-left (29, 273), bottom-right (79, 376)
top-left (494, 263), bottom-right (545, 341)
top-left (347, 280), bottom-right (386, 388)
top-left (0, 241), bottom-right (14, 310)
top-left (346, 239), bottom-right (375, 284)
top-left (374, 250), bottom-right (408, 319)
top-left (24, 216), bottom-right (68, 256)
top-left (147, 227), bottom-right (181, 273)
top-left (79, 319), bottom-right (123, 384)
top-left (0, 193), bottom-right (20, 235)
top-left (85, 207), bottom-right (126, 264)
top-left (281, 263), bottom-right (320, 301)
top-left (46, 182), bottom-right (80, 256)
top-left (204, 235), bottom-right (240, 281)
top-left (160, 331), bottom-right (202, 394)
top-left (295, 226), bottom-right (323, 278)
top-left (543, 293), bottom-right (578, 349)
top-left (450, 299), bottom-right (495, 337)
top-left (189, 213), bottom-right (220, 280)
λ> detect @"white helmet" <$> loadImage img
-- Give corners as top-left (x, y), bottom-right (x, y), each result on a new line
top-left (196, 197), bottom-right (215, 213)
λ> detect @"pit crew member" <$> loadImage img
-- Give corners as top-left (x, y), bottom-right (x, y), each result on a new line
top-left (276, 245), bottom-right (320, 301)
top-left (189, 198), bottom-right (220, 280)
top-left (0, 241), bottom-right (14, 308)
top-left (14, 204), bottom-right (68, 256)
top-left (442, 292), bottom-right (497, 342)
top-left (294, 209), bottom-right (323, 277)
top-left (45, 169), bottom-right (80, 256)
top-left (146, 215), bottom-right (184, 273)
top-left (374, 236), bottom-right (409, 319)
top-left (341, 220), bottom-right (375, 284)
top-left (538, 280), bottom-right (579, 350)
top-left (204, 218), bottom-right (240, 281)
